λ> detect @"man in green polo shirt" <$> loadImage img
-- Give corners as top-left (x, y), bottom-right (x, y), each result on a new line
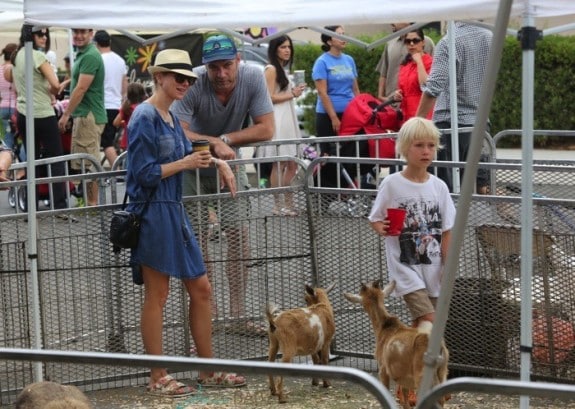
top-left (58, 28), bottom-right (106, 206)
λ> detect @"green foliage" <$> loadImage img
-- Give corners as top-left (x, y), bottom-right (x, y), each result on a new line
top-left (492, 35), bottom-right (575, 147)
top-left (491, 37), bottom-right (523, 145)
top-left (294, 32), bottom-right (575, 144)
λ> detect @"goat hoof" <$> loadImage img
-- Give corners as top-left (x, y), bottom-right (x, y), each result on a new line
top-left (323, 381), bottom-right (331, 388)
top-left (311, 378), bottom-right (319, 386)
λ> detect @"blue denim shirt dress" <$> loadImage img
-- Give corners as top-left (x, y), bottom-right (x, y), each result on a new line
top-left (126, 103), bottom-right (206, 285)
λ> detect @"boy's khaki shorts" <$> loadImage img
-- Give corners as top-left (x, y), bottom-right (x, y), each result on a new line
top-left (403, 289), bottom-right (437, 321)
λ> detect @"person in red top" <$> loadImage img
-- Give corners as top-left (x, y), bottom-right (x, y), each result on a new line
top-left (393, 28), bottom-right (433, 123)
top-left (113, 82), bottom-right (147, 150)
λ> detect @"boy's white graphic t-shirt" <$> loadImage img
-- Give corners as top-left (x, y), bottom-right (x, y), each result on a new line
top-left (369, 172), bottom-right (456, 297)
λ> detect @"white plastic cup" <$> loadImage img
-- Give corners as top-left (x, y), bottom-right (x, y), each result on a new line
top-left (293, 70), bottom-right (305, 86)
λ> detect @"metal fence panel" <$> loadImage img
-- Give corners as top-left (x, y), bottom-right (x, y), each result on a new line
top-left (1, 136), bottom-right (575, 405)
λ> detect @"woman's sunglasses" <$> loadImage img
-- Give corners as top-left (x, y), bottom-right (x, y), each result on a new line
top-left (172, 73), bottom-right (195, 85)
top-left (33, 31), bottom-right (48, 38)
top-left (404, 38), bottom-right (423, 45)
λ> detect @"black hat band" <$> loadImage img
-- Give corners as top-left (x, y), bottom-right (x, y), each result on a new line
top-left (157, 62), bottom-right (193, 71)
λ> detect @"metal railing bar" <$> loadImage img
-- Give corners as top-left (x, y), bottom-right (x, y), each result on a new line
top-left (0, 348), bottom-right (396, 408)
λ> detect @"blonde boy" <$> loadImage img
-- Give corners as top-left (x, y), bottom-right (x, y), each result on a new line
top-left (368, 117), bottom-right (456, 327)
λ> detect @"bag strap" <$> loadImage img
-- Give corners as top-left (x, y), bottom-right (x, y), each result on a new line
top-left (121, 187), bottom-right (157, 213)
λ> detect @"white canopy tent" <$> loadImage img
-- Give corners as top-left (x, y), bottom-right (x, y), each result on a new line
top-left (18, 1), bottom-right (575, 31)
top-left (13, 0), bottom-right (575, 406)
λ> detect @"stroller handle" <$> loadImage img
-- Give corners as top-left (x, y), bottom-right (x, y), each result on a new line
top-left (367, 97), bottom-right (398, 127)
top-left (372, 97), bottom-right (396, 114)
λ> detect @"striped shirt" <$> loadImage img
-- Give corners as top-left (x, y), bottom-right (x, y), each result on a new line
top-left (422, 22), bottom-right (492, 125)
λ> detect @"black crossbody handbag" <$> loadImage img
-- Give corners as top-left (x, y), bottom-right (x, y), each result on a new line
top-left (110, 189), bottom-right (156, 252)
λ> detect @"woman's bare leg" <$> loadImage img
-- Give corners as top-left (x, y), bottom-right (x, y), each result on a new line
top-left (184, 274), bottom-right (213, 379)
top-left (282, 161), bottom-right (298, 209)
top-left (141, 265), bottom-right (170, 385)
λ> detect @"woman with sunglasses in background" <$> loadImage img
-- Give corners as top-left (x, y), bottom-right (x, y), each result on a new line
top-left (393, 28), bottom-right (433, 123)
top-left (11, 24), bottom-right (69, 210)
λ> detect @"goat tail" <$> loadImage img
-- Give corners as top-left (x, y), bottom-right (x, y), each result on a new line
top-left (417, 320), bottom-right (433, 334)
top-left (265, 303), bottom-right (280, 332)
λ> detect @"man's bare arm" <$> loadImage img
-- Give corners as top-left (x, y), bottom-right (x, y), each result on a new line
top-left (179, 112), bottom-right (274, 160)
top-left (416, 92), bottom-right (436, 118)
top-left (58, 73), bottom-right (95, 130)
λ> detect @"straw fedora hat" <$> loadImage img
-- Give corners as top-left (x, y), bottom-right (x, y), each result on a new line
top-left (147, 49), bottom-right (197, 78)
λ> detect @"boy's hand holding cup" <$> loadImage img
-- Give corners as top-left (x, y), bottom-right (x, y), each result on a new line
top-left (386, 208), bottom-right (407, 236)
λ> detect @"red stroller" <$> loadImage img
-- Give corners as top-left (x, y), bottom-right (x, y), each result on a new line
top-left (336, 93), bottom-right (403, 188)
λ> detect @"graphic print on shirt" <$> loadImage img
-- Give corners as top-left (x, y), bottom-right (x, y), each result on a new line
top-left (396, 198), bottom-right (443, 266)
top-left (328, 64), bottom-right (354, 81)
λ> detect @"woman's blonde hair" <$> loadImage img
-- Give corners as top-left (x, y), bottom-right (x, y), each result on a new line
top-left (395, 117), bottom-right (442, 158)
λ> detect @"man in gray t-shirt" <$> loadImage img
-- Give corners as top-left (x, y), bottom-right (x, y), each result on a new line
top-left (172, 35), bottom-right (273, 325)
top-left (172, 62), bottom-right (273, 157)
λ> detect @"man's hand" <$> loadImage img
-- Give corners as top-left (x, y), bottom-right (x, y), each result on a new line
top-left (58, 113), bottom-right (71, 132)
top-left (212, 139), bottom-right (236, 160)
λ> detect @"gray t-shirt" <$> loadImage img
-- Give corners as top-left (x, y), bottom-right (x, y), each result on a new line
top-left (171, 63), bottom-right (273, 151)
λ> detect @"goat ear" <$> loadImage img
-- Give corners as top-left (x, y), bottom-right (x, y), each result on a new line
top-left (382, 280), bottom-right (396, 297)
top-left (343, 293), bottom-right (361, 304)
top-left (373, 280), bottom-right (383, 289)
top-left (325, 283), bottom-right (336, 294)
top-left (305, 285), bottom-right (315, 296)
top-left (360, 282), bottom-right (367, 292)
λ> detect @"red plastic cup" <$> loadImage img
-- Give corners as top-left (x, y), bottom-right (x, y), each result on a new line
top-left (386, 208), bottom-right (407, 236)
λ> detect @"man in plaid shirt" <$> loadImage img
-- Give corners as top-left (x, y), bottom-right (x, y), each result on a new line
top-left (417, 21), bottom-right (492, 193)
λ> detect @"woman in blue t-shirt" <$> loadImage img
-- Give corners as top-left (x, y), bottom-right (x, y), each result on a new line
top-left (312, 25), bottom-right (360, 185)
top-left (312, 25), bottom-right (359, 139)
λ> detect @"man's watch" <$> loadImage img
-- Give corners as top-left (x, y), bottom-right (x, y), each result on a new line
top-left (220, 134), bottom-right (231, 145)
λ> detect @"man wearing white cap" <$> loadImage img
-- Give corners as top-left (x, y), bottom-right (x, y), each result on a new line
top-left (172, 34), bottom-right (273, 334)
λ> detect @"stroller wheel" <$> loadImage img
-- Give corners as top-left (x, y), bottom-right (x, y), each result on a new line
top-left (8, 187), bottom-right (16, 208)
top-left (17, 186), bottom-right (27, 212)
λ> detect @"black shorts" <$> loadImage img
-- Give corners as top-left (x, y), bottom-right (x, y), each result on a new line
top-left (100, 109), bottom-right (119, 149)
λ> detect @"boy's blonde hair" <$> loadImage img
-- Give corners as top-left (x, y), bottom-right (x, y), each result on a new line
top-left (395, 117), bottom-right (442, 159)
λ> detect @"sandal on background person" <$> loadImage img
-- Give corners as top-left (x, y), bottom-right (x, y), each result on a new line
top-left (197, 372), bottom-right (247, 388)
top-left (211, 318), bottom-right (268, 337)
top-left (147, 374), bottom-right (196, 398)
top-left (223, 320), bottom-right (268, 337)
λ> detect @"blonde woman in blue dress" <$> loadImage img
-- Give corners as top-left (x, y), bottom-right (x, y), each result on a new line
top-left (126, 49), bottom-right (245, 397)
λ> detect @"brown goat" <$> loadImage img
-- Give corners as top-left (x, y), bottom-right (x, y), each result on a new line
top-left (266, 283), bottom-right (336, 403)
top-left (344, 280), bottom-right (449, 409)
